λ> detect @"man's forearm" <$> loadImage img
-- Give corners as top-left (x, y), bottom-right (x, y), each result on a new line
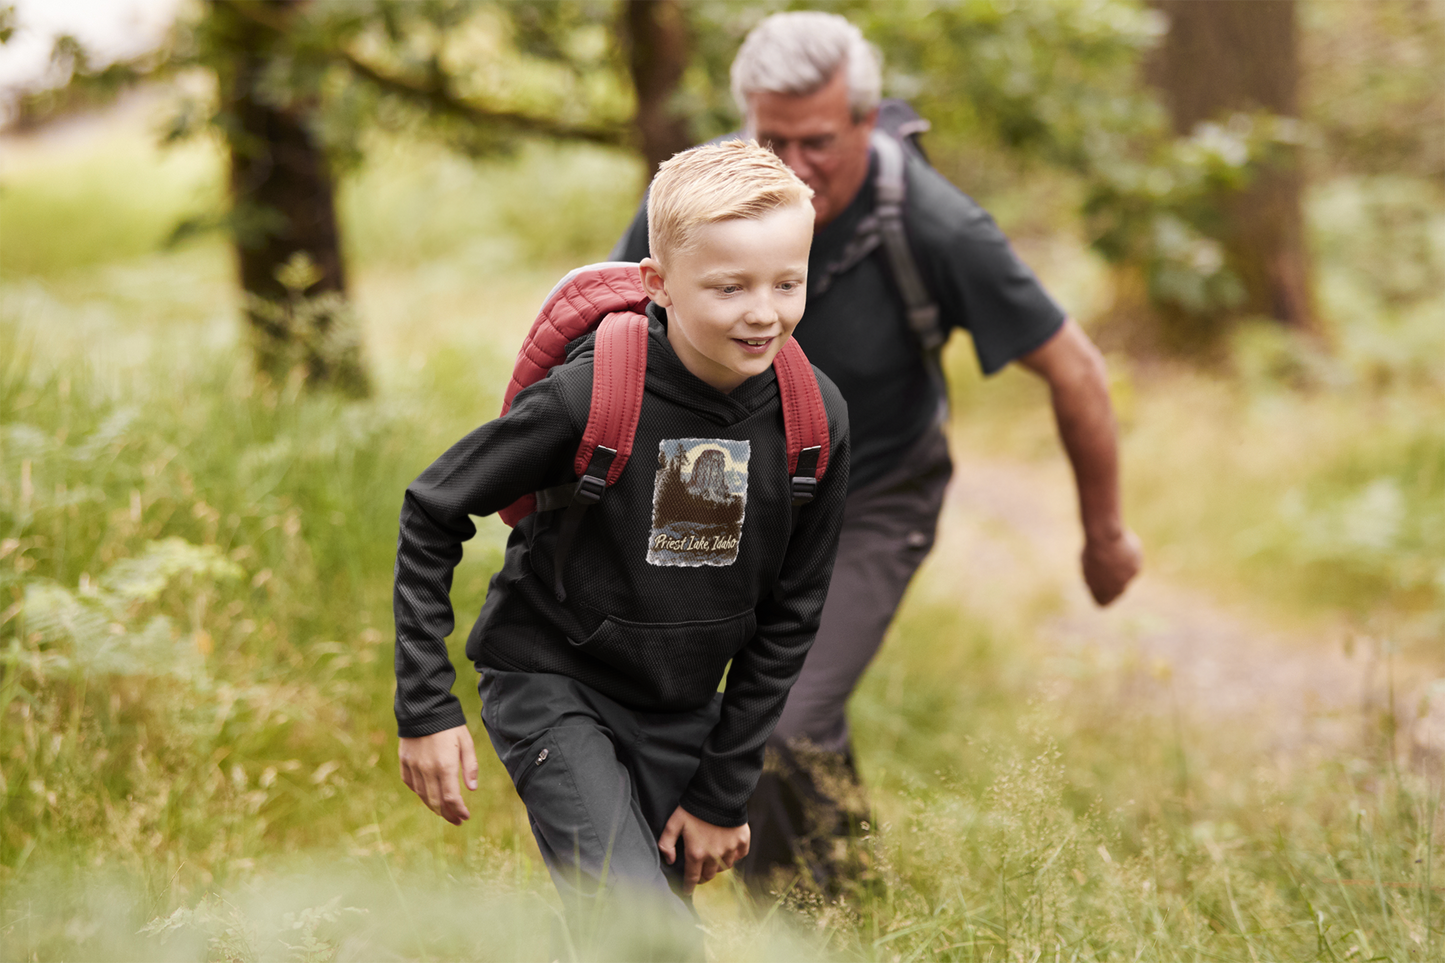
top-left (1021, 321), bottom-right (1122, 538)
top-left (1050, 359), bottom-right (1123, 542)
top-left (1019, 320), bottom-right (1140, 605)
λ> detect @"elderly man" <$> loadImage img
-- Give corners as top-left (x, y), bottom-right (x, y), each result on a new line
top-left (611, 11), bottom-right (1142, 892)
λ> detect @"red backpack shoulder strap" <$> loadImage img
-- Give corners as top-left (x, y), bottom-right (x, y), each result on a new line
top-left (771, 337), bottom-right (831, 505)
top-left (574, 311), bottom-right (649, 483)
top-left (539, 309), bottom-right (648, 602)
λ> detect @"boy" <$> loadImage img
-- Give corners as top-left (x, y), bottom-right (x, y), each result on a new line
top-left (391, 141), bottom-right (849, 956)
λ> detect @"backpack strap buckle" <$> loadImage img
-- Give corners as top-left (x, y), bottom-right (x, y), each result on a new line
top-left (573, 472), bottom-right (607, 505)
top-left (791, 445), bottom-right (822, 507)
top-left (552, 446), bottom-right (617, 602)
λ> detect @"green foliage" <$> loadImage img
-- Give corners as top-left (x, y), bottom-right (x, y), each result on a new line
top-left (860, 0), bottom-right (1311, 323)
top-left (0, 219), bottom-right (518, 887)
top-left (0, 129), bottom-right (617, 915)
top-left (1302, 0), bottom-right (1445, 181)
top-left (341, 136), bottom-right (643, 270)
top-left (677, 0), bottom-right (1308, 324)
top-left (0, 134), bottom-right (221, 280)
top-left (170, 0), bottom-right (633, 166)
top-left (1097, 176), bottom-right (1445, 644)
top-left (1085, 113), bottom-right (1311, 318)
top-left (4, 51), bottom-right (1444, 962)
top-left (19, 0), bottom-right (1403, 332)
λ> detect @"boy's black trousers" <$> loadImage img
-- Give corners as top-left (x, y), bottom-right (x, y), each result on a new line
top-left (479, 667), bottom-right (720, 961)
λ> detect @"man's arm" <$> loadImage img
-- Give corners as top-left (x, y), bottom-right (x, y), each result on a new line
top-left (1017, 319), bottom-right (1142, 605)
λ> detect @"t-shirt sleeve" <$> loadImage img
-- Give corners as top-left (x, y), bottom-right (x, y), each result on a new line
top-left (910, 163), bottom-right (1067, 375)
top-left (609, 194), bottom-right (652, 261)
top-left (392, 378), bottom-right (581, 737)
top-left (678, 374), bottom-right (851, 827)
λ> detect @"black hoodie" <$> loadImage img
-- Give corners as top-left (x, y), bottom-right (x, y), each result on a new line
top-left (393, 304), bottom-right (850, 827)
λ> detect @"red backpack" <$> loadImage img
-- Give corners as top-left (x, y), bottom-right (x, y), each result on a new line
top-left (498, 262), bottom-right (832, 601)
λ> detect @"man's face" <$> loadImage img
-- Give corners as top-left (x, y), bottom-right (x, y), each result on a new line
top-left (747, 69), bottom-right (876, 227)
top-left (640, 201), bottom-right (813, 394)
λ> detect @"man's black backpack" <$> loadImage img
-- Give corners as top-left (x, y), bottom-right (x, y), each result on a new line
top-left (811, 99), bottom-right (946, 354)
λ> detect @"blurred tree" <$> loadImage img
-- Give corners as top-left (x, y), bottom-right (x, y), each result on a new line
top-left (209, 0), bottom-right (364, 395)
top-left (620, 0), bottom-right (691, 174)
top-left (1149, 0), bottom-right (1316, 333)
top-left (8, 0), bottom-right (633, 396)
top-left (197, 0), bottom-right (636, 396)
top-left (13, 0), bottom-right (1204, 346)
top-left (665, 1), bottom-right (1269, 346)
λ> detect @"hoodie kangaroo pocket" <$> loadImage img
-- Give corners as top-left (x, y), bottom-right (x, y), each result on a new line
top-left (573, 610), bottom-right (756, 709)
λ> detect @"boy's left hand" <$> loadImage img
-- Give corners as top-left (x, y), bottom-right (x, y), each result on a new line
top-left (398, 724), bottom-right (479, 826)
top-left (658, 806), bottom-right (750, 894)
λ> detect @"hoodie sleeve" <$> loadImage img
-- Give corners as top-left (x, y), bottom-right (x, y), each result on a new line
top-left (393, 377), bottom-right (581, 737)
top-left (678, 375), bottom-right (851, 826)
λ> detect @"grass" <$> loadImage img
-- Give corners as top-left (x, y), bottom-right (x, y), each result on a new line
top-left (1, 112), bottom-right (1443, 960)
top-left (944, 174), bottom-right (1445, 657)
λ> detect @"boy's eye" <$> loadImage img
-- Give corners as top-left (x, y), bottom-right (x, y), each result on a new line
top-left (719, 284), bottom-right (742, 294)
top-left (778, 281), bottom-right (801, 292)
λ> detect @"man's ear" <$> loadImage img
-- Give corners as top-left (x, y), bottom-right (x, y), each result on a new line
top-left (857, 105), bottom-right (879, 135)
top-left (639, 257), bottom-right (672, 307)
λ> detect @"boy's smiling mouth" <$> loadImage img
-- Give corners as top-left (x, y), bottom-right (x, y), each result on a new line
top-left (734, 336), bottom-right (775, 353)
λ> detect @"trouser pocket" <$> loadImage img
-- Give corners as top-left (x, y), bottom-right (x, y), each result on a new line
top-left (501, 724), bottom-right (662, 890)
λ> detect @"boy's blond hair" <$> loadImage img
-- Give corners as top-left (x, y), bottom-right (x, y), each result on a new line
top-left (647, 140), bottom-right (813, 267)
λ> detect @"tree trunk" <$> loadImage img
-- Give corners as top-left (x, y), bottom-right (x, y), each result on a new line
top-left (1150, 0), bottom-right (1317, 332)
top-left (621, 0), bottom-right (692, 174)
top-left (213, 0), bottom-right (369, 395)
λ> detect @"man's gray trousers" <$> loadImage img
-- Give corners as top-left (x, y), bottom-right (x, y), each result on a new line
top-left (742, 426), bottom-right (952, 889)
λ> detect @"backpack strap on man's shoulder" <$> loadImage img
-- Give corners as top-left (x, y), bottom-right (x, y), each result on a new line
top-left (772, 338), bottom-right (831, 506)
top-left (808, 125), bottom-right (946, 357)
top-left (870, 130), bottom-right (945, 353)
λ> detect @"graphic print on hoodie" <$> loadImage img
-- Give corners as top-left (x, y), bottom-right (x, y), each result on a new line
top-left (647, 438), bottom-right (750, 567)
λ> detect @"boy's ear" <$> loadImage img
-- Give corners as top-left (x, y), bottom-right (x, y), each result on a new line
top-left (639, 257), bottom-right (672, 307)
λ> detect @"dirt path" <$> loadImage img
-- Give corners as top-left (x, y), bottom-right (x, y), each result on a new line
top-left (920, 450), bottom-right (1443, 766)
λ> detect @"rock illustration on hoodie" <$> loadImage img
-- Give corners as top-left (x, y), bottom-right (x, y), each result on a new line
top-left (647, 438), bottom-right (749, 567)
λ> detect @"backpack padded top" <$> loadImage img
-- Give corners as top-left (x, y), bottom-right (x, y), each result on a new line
top-left (501, 262), bottom-right (651, 415)
top-left (499, 263), bottom-right (650, 527)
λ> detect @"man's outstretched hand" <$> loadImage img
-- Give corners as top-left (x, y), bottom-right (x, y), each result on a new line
top-left (657, 806), bottom-right (750, 894)
top-left (1083, 528), bottom-right (1143, 606)
top-left (399, 724), bottom-right (478, 825)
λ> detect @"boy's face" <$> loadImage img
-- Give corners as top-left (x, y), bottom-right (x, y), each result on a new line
top-left (640, 201), bottom-right (813, 394)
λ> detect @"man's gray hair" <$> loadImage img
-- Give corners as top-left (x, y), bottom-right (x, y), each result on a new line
top-left (730, 11), bottom-right (882, 123)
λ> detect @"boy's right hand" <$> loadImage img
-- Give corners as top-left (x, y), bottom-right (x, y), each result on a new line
top-left (657, 806), bottom-right (751, 895)
top-left (398, 725), bottom-right (478, 826)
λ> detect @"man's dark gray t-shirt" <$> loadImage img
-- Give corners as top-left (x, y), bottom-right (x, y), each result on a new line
top-left (612, 148), bottom-right (1066, 492)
